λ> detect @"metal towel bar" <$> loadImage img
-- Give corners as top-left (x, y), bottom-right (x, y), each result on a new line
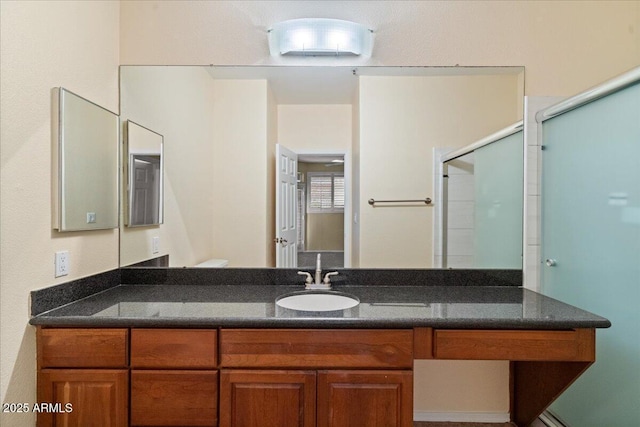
top-left (368, 198), bottom-right (432, 206)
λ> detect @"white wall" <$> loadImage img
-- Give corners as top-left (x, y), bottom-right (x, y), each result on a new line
top-left (120, 67), bottom-right (216, 267)
top-left (522, 96), bottom-right (565, 290)
top-left (0, 1), bottom-right (120, 425)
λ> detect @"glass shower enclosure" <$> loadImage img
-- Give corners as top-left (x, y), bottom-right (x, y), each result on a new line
top-left (441, 123), bottom-right (524, 269)
top-left (539, 68), bottom-right (640, 426)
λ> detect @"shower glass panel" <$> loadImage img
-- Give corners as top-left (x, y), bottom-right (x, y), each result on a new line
top-left (541, 81), bottom-right (640, 426)
top-left (474, 130), bottom-right (523, 268)
top-left (443, 129), bottom-right (523, 269)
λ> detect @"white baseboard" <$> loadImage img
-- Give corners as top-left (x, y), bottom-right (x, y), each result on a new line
top-left (414, 411), bottom-right (511, 423)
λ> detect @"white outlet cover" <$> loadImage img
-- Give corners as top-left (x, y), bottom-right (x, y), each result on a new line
top-left (55, 251), bottom-right (69, 277)
top-left (152, 237), bottom-right (160, 254)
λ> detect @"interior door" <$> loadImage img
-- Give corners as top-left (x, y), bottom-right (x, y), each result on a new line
top-left (131, 157), bottom-right (156, 225)
top-left (275, 144), bottom-right (298, 268)
top-left (541, 81), bottom-right (640, 426)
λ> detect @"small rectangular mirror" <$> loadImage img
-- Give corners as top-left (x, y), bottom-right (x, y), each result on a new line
top-left (124, 120), bottom-right (164, 227)
top-left (52, 87), bottom-right (119, 231)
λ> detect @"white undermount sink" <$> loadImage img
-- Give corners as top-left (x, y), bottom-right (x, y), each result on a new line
top-left (276, 291), bottom-right (360, 312)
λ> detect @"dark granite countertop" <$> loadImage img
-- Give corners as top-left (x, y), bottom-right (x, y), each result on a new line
top-left (29, 283), bottom-right (611, 329)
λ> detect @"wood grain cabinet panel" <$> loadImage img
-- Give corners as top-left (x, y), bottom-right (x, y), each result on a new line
top-left (434, 329), bottom-right (595, 361)
top-left (220, 329), bottom-right (413, 368)
top-left (37, 369), bottom-right (128, 427)
top-left (38, 328), bottom-right (128, 368)
top-left (219, 369), bottom-right (316, 427)
top-left (131, 370), bottom-right (218, 427)
top-left (131, 329), bottom-right (217, 368)
top-left (317, 370), bottom-right (413, 427)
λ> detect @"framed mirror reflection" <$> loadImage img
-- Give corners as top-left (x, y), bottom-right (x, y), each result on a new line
top-left (52, 87), bottom-right (119, 232)
top-left (124, 120), bottom-right (164, 227)
top-left (119, 66), bottom-right (525, 270)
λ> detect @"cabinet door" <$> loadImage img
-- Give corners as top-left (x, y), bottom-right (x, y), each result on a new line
top-left (37, 369), bottom-right (127, 427)
top-left (219, 369), bottom-right (316, 427)
top-left (131, 370), bottom-right (218, 426)
top-left (317, 370), bottom-right (413, 427)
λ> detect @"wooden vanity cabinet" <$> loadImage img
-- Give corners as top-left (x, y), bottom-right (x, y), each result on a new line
top-left (219, 369), bottom-right (316, 427)
top-left (218, 329), bottom-right (414, 427)
top-left (36, 326), bottom-right (597, 427)
top-left (317, 370), bottom-right (413, 427)
top-left (130, 329), bottom-right (218, 427)
top-left (38, 369), bottom-right (128, 427)
top-left (423, 327), bottom-right (597, 427)
top-left (36, 328), bottom-right (129, 427)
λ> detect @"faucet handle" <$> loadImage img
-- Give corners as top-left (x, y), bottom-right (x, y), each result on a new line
top-left (297, 271), bottom-right (313, 284)
top-left (323, 271), bottom-right (339, 284)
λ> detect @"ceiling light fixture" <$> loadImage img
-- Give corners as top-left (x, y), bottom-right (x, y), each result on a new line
top-left (268, 18), bottom-right (373, 57)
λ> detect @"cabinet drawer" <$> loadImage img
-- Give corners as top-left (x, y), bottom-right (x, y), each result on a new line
top-left (434, 329), bottom-right (595, 361)
top-left (131, 370), bottom-right (218, 426)
top-left (38, 328), bottom-right (128, 368)
top-left (220, 329), bottom-right (413, 368)
top-left (131, 329), bottom-right (217, 368)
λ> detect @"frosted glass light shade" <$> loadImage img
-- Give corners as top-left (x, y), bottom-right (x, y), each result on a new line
top-left (269, 18), bottom-right (372, 56)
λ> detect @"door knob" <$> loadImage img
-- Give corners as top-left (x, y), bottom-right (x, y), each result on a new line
top-left (545, 259), bottom-right (557, 267)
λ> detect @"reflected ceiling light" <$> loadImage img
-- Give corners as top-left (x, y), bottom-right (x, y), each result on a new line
top-left (269, 18), bottom-right (373, 57)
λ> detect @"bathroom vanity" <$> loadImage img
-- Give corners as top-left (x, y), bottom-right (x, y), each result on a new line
top-left (30, 269), bottom-right (609, 427)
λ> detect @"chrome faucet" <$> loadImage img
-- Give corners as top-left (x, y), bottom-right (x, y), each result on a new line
top-left (297, 254), bottom-right (339, 290)
top-left (315, 253), bottom-right (322, 287)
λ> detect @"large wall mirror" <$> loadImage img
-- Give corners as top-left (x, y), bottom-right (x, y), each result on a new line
top-left (119, 66), bottom-right (524, 269)
top-left (52, 87), bottom-right (119, 232)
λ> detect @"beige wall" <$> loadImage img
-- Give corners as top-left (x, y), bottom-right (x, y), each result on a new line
top-left (266, 85), bottom-right (278, 267)
top-left (357, 74), bottom-right (520, 417)
top-left (279, 105), bottom-right (352, 254)
top-left (299, 163), bottom-right (346, 251)
top-left (2, 1), bottom-right (638, 424)
top-left (0, 1), bottom-right (120, 425)
top-left (414, 360), bottom-right (510, 417)
top-left (277, 104), bottom-right (352, 152)
top-left (211, 79), bottom-right (271, 267)
top-left (119, 1), bottom-right (640, 96)
top-left (306, 214), bottom-right (345, 251)
top-left (359, 74), bottom-right (521, 268)
top-left (120, 67), bottom-right (216, 267)
top-left (351, 85), bottom-right (361, 267)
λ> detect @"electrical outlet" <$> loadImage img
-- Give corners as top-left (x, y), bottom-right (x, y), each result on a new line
top-left (86, 212), bottom-right (96, 223)
top-left (152, 236), bottom-right (160, 254)
top-left (55, 251), bottom-right (69, 277)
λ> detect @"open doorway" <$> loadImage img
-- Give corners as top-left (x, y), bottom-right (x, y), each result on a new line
top-left (297, 154), bottom-right (346, 269)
